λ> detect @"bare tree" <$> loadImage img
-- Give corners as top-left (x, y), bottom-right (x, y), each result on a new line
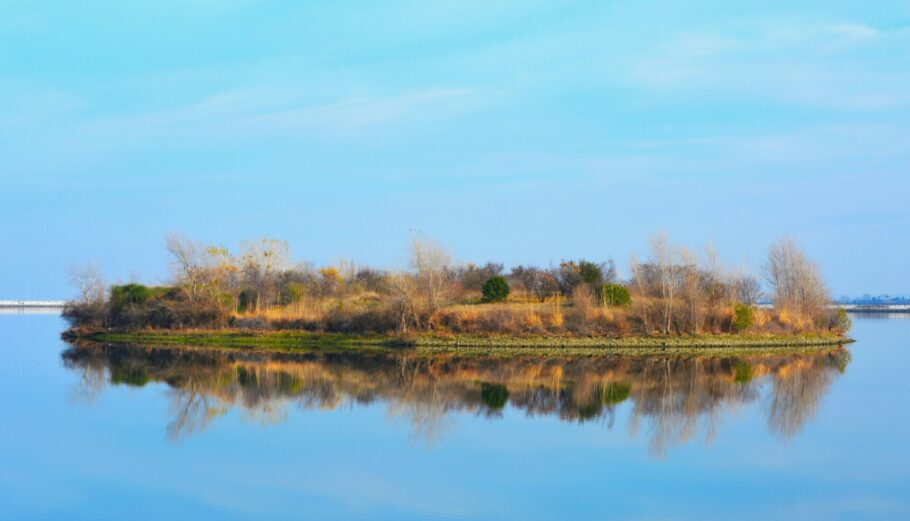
top-left (649, 232), bottom-right (678, 334)
top-left (764, 238), bottom-right (830, 324)
top-left (66, 263), bottom-right (106, 304)
top-left (387, 271), bottom-right (423, 332)
top-left (166, 234), bottom-right (235, 310)
top-left (239, 237), bottom-right (290, 310)
top-left (408, 233), bottom-right (452, 313)
top-left (678, 246), bottom-right (703, 334)
top-left (629, 254), bottom-right (654, 332)
top-left (509, 266), bottom-right (559, 302)
top-left (732, 272), bottom-right (762, 306)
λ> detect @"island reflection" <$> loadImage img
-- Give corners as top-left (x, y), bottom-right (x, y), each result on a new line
top-left (61, 344), bottom-right (849, 456)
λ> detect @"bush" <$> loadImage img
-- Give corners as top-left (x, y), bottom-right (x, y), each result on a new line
top-left (238, 289), bottom-right (258, 313)
top-left (481, 276), bottom-right (510, 303)
top-left (827, 307), bottom-right (852, 334)
top-left (599, 284), bottom-right (631, 307)
top-left (733, 304), bottom-right (755, 332)
top-left (62, 301), bottom-right (107, 328)
top-left (110, 284), bottom-right (153, 312)
top-left (578, 261), bottom-right (604, 286)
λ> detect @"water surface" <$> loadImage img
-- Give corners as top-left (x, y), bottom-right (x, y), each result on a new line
top-left (1, 314), bottom-right (907, 520)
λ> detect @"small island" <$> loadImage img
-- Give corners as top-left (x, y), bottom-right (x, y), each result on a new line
top-left (62, 233), bottom-right (852, 355)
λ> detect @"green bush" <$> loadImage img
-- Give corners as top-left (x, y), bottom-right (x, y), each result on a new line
top-left (238, 289), bottom-right (259, 313)
top-left (578, 261), bottom-right (604, 286)
top-left (599, 284), bottom-right (631, 307)
top-left (481, 276), bottom-right (510, 303)
top-left (279, 283), bottom-right (305, 305)
top-left (733, 304), bottom-right (755, 332)
top-left (111, 284), bottom-right (152, 305)
top-left (110, 284), bottom-right (153, 314)
top-left (829, 308), bottom-right (852, 334)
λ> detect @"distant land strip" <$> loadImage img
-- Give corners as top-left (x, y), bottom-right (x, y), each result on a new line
top-left (0, 300), bottom-right (66, 308)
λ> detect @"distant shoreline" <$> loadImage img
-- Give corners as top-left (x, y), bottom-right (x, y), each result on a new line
top-left (0, 300), bottom-right (65, 308)
top-left (838, 305), bottom-right (910, 313)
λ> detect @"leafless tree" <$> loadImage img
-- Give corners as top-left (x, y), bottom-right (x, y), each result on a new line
top-left (509, 266), bottom-right (559, 302)
top-left (387, 271), bottom-right (423, 332)
top-left (239, 237), bottom-right (290, 310)
top-left (66, 263), bottom-right (106, 304)
top-left (678, 246), bottom-right (703, 334)
top-left (629, 254), bottom-right (654, 332)
top-left (166, 234), bottom-right (236, 311)
top-left (649, 232), bottom-right (679, 334)
top-left (408, 233), bottom-right (452, 313)
top-left (764, 238), bottom-right (830, 323)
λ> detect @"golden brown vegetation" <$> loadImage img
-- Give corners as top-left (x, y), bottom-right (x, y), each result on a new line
top-left (63, 233), bottom-right (850, 338)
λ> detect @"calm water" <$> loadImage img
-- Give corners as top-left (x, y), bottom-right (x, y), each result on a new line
top-left (1, 313), bottom-right (908, 520)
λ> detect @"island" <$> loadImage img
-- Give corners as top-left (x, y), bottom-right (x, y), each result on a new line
top-left (62, 234), bottom-right (852, 355)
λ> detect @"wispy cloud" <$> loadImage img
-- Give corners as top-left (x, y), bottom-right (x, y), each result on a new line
top-left (0, 84), bottom-right (484, 176)
top-left (625, 20), bottom-right (910, 110)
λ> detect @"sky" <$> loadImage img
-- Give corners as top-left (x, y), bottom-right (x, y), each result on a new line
top-left (2, 0), bottom-right (909, 299)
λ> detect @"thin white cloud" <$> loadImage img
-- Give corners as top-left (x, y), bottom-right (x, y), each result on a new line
top-left (624, 20), bottom-right (910, 110)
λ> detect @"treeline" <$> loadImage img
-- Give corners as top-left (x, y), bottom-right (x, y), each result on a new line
top-left (63, 233), bottom-right (850, 336)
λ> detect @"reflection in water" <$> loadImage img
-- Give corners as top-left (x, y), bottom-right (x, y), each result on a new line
top-left (61, 343), bottom-right (849, 456)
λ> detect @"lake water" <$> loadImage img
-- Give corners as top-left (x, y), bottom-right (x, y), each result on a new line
top-left (1, 313), bottom-right (907, 520)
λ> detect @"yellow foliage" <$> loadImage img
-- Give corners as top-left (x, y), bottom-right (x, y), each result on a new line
top-left (524, 312), bottom-right (544, 331)
top-left (550, 309), bottom-right (564, 328)
top-left (320, 267), bottom-right (341, 282)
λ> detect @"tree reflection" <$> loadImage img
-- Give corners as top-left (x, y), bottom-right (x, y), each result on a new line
top-left (61, 343), bottom-right (849, 454)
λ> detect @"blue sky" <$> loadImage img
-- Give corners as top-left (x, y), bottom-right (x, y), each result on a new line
top-left (2, 0), bottom-right (909, 299)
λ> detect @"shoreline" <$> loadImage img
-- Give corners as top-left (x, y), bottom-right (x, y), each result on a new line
top-left (64, 328), bottom-right (851, 357)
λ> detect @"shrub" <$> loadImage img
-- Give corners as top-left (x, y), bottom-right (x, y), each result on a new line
top-left (279, 283), bottom-right (305, 306)
top-left (572, 284), bottom-right (595, 319)
top-left (62, 301), bottom-right (107, 328)
top-left (827, 307), bottom-right (852, 334)
top-left (110, 284), bottom-right (153, 312)
top-left (599, 284), bottom-right (631, 307)
top-left (238, 289), bottom-right (258, 313)
top-left (733, 304), bottom-right (755, 332)
top-left (481, 276), bottom-right (510, 303)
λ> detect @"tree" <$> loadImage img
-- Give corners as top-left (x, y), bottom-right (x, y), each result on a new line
top-left (63, 263), bottom-right (108, 327)
top-left (733, 273), bottom-right (762, 306)
top-left (66, 263), bottom-right (106, 305)
top-left (649, 232), bottom-right (678, 334)
top-left (555, 259), bottom-right (613, 294)
top-left (509, 266), bottom-right (559, 302)
top-left (600, 284), bottom-right (631, 307)
top-left (240, 237), bottom-right (290, 310)
top-left (409, 233), bottom-right (452, 313)
top-left (458, 262), bottom-right (504, 292)
top-left (764, 238), bottom-right (830, 324)
top-left (481, 276), bottom-right (510, 303)
top-left (387, 271), bottom-right (423, 332)
top-left (166, 234), bottom-right (235, 310)
top-left (678, 246), bottom-right (703, 334)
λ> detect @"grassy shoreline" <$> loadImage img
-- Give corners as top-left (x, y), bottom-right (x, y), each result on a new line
top-left (67, 328), bottom-right (851, 357)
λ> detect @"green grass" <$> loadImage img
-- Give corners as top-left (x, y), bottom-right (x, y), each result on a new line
top-left (73, 328), bottom-right (851, 357)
